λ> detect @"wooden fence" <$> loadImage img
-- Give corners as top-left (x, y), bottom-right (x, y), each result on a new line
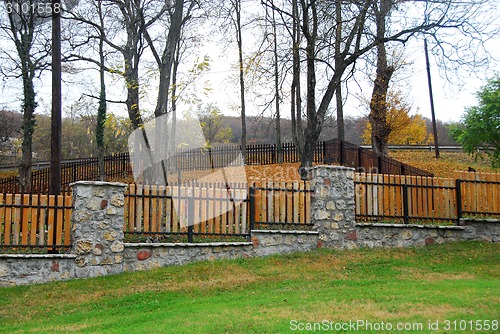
top-left (1, 170), bottom-right (498, 252)
top-left (324, 139), bottom-right (433, 177)
top-left (0, 140), bottom-right (432, 193)
top-left (249, 178), bottom-right (313, 230)
top-left (354, 171), bottom-right (500, 224)
top-left (124, 182), bottom-right (250, 241)
top-left (123, 178), bottom-right (314, 241)
top-left (0, 192), bottom-right (73, 251)
top-left (454, 171), bottom-right (500, 218)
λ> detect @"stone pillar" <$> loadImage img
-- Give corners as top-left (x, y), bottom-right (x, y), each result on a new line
top-left (307, 166), bottom-right (357, 249)
top-left (70, 181), bottom-right (127, 278)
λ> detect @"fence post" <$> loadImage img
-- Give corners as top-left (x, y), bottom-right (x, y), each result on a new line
top-left (456, 179), bottom-right (462, 226)
top-left (339, 140), bottom-right (344, 166)
top-left (322, 141), bottom-right (326, 164)
top-left (249, 187), bottom-right (255, 234)
top-left (402, 184), bottom-right (409, 224)
top-left (400, 164), bottom-right (405, 175)
top-left (72, 163), bottom-right (77, 184)
top-left (377, 156), bottom-right (383, 174)
top-left (187, 189), bottom-right (194, 243)
top-left (357, 147), bottom-right (363, 171)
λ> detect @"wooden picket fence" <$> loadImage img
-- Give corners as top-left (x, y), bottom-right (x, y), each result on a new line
top-left (123, 178), bottom-right (314, 240)
top-left (454, 171), bottom-right (500, 218)
top-left (2, 170), bottom-right (497, 252)
top-left (0, 192), bottom-right (73, 251)
top-left (354, 171), bottom-right (500, 224)
top-left (124, 183), bottom-right (250, 241)
top-left (248, 178), bottom-right (313, 229)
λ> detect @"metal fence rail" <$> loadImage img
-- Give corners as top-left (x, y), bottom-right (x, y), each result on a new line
top-left (325, 139), bottom-right (433, 177)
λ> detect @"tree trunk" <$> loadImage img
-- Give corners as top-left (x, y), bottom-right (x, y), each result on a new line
top-left (154, 0), bottom-right (184, 117)
top-left (19, 77), bottom-right (36, 193)
top-left (271, 1), bottom-right (282, 163)
top-left (300, 0), bottom-right (318, 169)
top-left (369, 0), bottom-right (394, 156)
top-left (96, 3), bottom-right (107, 181)
top-left (18, 53), bottom-right (37, 192)
top-left (124, 62), bottom-right (142, 129)
top-left (290, 0), bottom-right (304, 158)
top-left (234, 0), bottom-right (247, 163)
top-left (334, 0), bottom-right (344, 142)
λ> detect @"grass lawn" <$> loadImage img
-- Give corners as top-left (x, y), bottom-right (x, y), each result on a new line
top-left (0, 242), bottom-right (498, 333)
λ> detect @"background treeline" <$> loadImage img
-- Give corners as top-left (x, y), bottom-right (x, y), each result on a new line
top-left (0, 108), bottom-right (458, 164)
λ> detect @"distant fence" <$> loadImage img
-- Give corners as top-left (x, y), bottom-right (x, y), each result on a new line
top-left (324, 139), bottom-right (433, 177)
top-left (0, 153), bottom-right (130, 193)
top-left (0, 140), bottom-right (432, 194)
top-left (0, 192), bottom-right (72, 252)
top-left (354, 171), bottom-right (500, 225)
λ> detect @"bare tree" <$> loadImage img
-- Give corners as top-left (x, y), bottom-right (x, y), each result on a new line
top-left (369, 0), bottom-right (394, 156)
top-left (0, 110), bottom-right (22, 150)
top-left (0, 0), bottom-right (53, 191)
top-left (267, 0), bottom-right (499, 170)
top-left (232, 0), bottom-right (247, 163)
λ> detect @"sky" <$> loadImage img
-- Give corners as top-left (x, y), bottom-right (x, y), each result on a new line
top-left (1, 2), bottom-right (499, 125)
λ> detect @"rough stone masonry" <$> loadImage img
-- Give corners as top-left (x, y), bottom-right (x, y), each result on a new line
top-left (71, 181), bottom-right (128, 278)
top-left (307, 165), bottom-right (358, 249)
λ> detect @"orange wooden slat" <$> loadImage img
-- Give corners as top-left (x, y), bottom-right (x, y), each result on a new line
top-left (47, 195), bottom-right (55, 249)
top-left (64, 195), bottom-right (72, 246)
top-left (29, 194), bottom-right (39, 246)
top-left (286, 182), bottom-right (293, 223)
top-left (3, 194), bottom-right (13, 245)
top-left (38, 195), bottom-right (47, 246)
top-left (279, 181), bottom-right (286, 223)
top-left (12, 194), bottom-right (21, 245)
top-left (293, 181), bottom-right (299, 224)
top-left (21, 194), bottom-right (30, 245)
top-left (56, 195), bottom-right (64, 246)
top-left (201, 187), bottom-right (207, 234)
top-left (305, 181), bottom-right (311, 223)
top-left (150, 185), bottom-right (158, 233)
top-left (143, 185), bottom-right (150, 232)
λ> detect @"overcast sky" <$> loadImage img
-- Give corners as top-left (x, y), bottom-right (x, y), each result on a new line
top-left (1, 2), bottom-right (499, 124)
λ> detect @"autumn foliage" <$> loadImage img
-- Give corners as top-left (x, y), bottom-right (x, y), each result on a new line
top-left (364, 91), bottom-right (433, 146)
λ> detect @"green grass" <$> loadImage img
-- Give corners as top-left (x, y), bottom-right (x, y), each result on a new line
top-left (0, 242), bottom-right (499, 333)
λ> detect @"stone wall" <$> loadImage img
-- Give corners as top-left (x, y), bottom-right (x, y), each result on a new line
top-left (71, 181), bottom-right (128, 278)
top-left (123, 242), bottom-right (253, 272)
top-left (250, 230), bottom-right (319, 256)
top-left (0, 254), bottom-right (76, 286)
top-left (307, 166), bottom-right (357, 249)
top-left (461, 218), bottom-right (500, 242)
top-left (355, 223), bottom-right (465, 248)
top-left (1, 174), bottom-right (498, 286)
top-left (308, 165), bottom-right (500, 249)
top-left (121, 230), bottom-right (319, 272)
top-left (0, 182), bottom-right (320, 286)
